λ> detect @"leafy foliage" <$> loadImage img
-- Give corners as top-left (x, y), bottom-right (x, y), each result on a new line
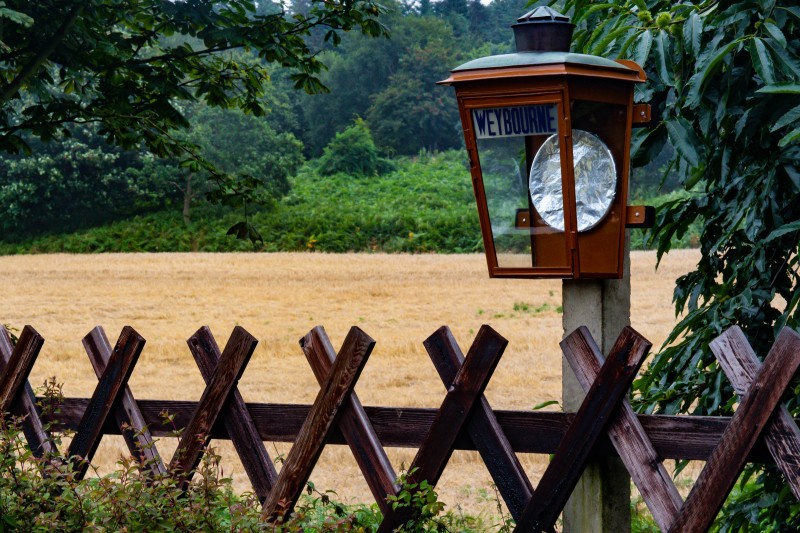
top-left (0, 124), bottom-right (180, 239)
top-left (0, 0), bottom-right (388, 233)
top-left (317, 118), bottom-right (393, 177)
top-left (0, 381), bottom-right (502, 531)
top-left (184, 104), bottom-right (304, 209)
top-left (559, 0), bottom-right (800, 528)
top-left (0, 152), bottom-right (483, 254)
top-left (365, 16), bottom-right (463, 154)
top-left (297, 0), bottom-right (528, 156)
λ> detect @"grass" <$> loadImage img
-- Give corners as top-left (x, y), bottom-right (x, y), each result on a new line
top-left (0, 249), bottom-right (700, 519)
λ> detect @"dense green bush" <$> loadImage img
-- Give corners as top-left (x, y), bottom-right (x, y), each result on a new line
top-left (0, 125), bottom-right (181, 240)
top-left (317, 119), bottom-right (394, 178)
top-left (0, 414), bottom-right (499, 531)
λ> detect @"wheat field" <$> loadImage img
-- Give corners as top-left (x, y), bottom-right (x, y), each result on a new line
top-left (0, 249), bottom-right (699, 518)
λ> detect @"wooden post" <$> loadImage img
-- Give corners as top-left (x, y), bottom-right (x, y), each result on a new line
top-left (561, 244), bottom-right (631, 532)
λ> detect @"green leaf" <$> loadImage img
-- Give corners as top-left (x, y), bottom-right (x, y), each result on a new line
top-left (654, 30), bottom-right (672, 86)
top-left (771, 104), bottom-right (800, 132)
top-left (617, 29), bottom-right (642, 59)
top-left (683, 11), bottom-right (703, 57)
top-left (757, 83), bottom-right (800, 94)
top-left (665, 117), bottom-right (701, 167)
top-left (778, 6), bottom-right (800, 21)
top-left (685, 38), bottom-right (742, 107)
top-left (632, 29), bottom-right (652, 66)
top-left (0, 5), bottom-right (33, 27)
top-left (765, 220), bottom-right (800, 242)
top-left (748, 38), bottom-right (775, 84)
top-left (778, 126), bottom-right (800, 148)
top-left (572, 3), bottom-right (617, 24)
top-left (763, 40), bottom-right (800, 79)
top-left (763, 22), bottom-right (787, 48)
top-left (591, 23), bottom-right (632, 56)
top-left (532, 400), bottom-right (559, 411)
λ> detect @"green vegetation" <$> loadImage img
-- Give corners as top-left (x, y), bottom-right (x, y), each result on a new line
top-left (0, 380), bottom-right (667, 532)
top-left (317, 118), bottom-right (395, 177)
top-left (0, 0), bottom-right (388, 223)
top-left (563, 0), bottom-right (800, 529)
top-left (0, 152), bottom-right (482, 254)
top-left (0, 149), bottom-right (688, 255)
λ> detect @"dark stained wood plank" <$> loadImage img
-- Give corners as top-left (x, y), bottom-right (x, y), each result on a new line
top-left (562, 325), bottom-right (681, 532)
top-left (671, 328), bottom-right (800, 533)
top-left (378, 325), bottom-right (508, 533)
top-left (187, 326), bottom-right (277, 502)
top-left (0, 325), bottom-right (45, 415)
top-left (67, 326), bottom-right (145, 480)
top-left (515, 326), bottom-right (651, 533)
top-left (300, 326), bottom-right (396, 514)
top-left (424, 325), bottom-right (532, 522)
top-left (169, 326), bottom-right (258, 490)
top-left (711, 326), bottom-right (800, 500)
top-left (0, 326), bottom-right (55, 458)
top-left (262, 326), bottom-right (375, 522)
top-left (83, 326), bottom-right (166, 477)
top-left (44, 399), bottom-right (798, 463)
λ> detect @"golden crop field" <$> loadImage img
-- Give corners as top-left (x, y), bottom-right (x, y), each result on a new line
top-left (0, 249), bottom-right (699, 518)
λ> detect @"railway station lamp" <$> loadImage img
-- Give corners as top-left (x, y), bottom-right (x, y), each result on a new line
top-left (439, 7), bottom-right (653, 279)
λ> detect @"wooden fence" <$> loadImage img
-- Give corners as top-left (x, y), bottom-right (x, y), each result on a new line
top-left (1, 322), bottom-right (800, 532)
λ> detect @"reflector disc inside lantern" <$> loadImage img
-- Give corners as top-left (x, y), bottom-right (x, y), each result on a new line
top-left (529, 130), bottom-right (617, 232)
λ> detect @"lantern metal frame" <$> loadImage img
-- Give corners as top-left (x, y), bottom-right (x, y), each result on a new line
top-left (439, 51), bottom-right (650, 279)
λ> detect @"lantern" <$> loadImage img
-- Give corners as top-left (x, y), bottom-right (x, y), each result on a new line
top-left (438, 7), bottom-right (653, 279)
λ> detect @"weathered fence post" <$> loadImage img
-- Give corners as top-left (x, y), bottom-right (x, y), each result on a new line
top-left (561, 245), bottom-right (632, 532)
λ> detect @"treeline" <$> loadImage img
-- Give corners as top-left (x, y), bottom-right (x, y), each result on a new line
top-left (0, 0), bottom-right (533, 242)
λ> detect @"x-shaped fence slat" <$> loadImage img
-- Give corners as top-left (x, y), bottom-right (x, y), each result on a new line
top-left (0, 325), bottom-right (44, 415)
top-left (187, 326), bottom-right (277, 503)
top-left (170, 326), bottom-right (258, 491)
top-left (67, 326), bottom-right (145, 480)
top-left (711, 326), bottom-right (800, 499)
top-left (562, 326), bottom-right (682, 532)
top-left (262, 326), bottom-right (375, 522)
top-left (514, 326), bottom-right (651, 533)
top-left (83, 326), bottom-right (166, 478)
top-left (669, 327), bottom-right (800, 533)
top-left (300, 325), bottom-right (397, 515)
top-left (0, 325), bottom-right (54, 458)
top-left (377, 325), bottom-right (508, 533)
top-left (423, 325), bottom-right (532, 521)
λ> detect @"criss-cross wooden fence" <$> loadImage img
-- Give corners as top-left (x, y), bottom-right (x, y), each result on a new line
top-left (1, 322), bottom-right (800, 532)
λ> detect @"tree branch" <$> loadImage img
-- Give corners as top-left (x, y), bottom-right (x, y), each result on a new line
top-left (0, 3), bottom-right (86, 105)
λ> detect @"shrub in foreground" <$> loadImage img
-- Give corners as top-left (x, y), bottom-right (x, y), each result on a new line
top-left (0, 383), bottom-right (502, 533)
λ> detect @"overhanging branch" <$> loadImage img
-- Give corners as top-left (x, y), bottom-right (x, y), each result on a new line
top-left (0, 3), bottom-right (86, 105)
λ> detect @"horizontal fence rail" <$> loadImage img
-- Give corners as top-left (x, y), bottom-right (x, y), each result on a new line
top-left (1, 323), bottom-right (799, 532)
top-left (35, 399), bottom-right (797, 464)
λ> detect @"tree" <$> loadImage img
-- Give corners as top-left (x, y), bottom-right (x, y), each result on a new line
top-left (0, 0), bottom-right (387, 238)
top-left (317, 117), bottom-right (392, 176)
top-left (0, 124), bottom-right (179, 238)
top-left (298, 1), bottom-right (408, 155)
top-left (181, 104), bottom-right (304, 226)
top-left (561, 0), bottom-right (800, 528)
top-left (366, 34), bottom-right (463, 154)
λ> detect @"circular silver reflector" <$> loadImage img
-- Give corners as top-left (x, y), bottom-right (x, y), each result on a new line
top-left (529, 130), bottom-right (617, 232)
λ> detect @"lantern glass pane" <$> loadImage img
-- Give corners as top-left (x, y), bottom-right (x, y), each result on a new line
top-left (473, 103), bottom-right (569, 270)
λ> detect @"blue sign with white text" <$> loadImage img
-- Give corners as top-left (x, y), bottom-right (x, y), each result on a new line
top-left (472, 105), bottom-right (558, 139)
